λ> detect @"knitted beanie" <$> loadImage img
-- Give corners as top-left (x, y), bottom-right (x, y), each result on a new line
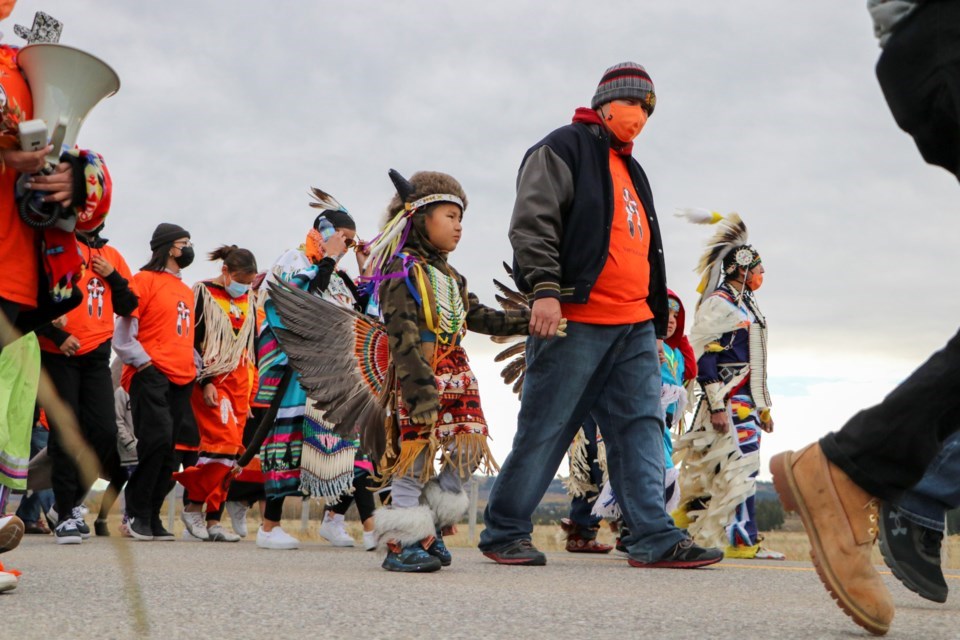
top-left (150, 222), bottom-right (190, 250)
top-left (591, 62), bottom-right (656, 114)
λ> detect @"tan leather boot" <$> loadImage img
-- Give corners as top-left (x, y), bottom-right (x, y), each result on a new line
top-left (770, 444), bottom-right (894, 636)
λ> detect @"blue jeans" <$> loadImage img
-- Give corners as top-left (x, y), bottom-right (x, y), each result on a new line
top-left (480, 320), bottom-right (686, 562)
top-left (15, 426), bottom-right (54, 523)
top-left (896, 430), bottom-right (960, 533)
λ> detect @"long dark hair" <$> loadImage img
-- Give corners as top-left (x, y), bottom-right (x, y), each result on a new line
top-left (209, 244), bottom-right (257, 275)
top-left (141, 243), bottom-right (172, 272)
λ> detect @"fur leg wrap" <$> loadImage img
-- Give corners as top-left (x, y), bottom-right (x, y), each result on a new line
top-left (373, 505), bottom-right (436, 550)
top-left (420, 479), bottom-right (469, 529)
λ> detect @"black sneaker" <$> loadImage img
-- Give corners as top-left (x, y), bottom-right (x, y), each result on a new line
top-left (482, 539), bottom-right (546, 566)
top-left (628, 537), bottom-right (723, 569)
top-left (94, 519), bottom-right (110, 537)
top-left (878, 502), bottom-right (948, 603)
top-left (68, 507), bottom-right (91, 540)
top-left (151, 520), bottom-right (175, 541)
top-left (127, 517), bottom-right (154, 541)
top-left (54, 519), bottom-right (83, 545)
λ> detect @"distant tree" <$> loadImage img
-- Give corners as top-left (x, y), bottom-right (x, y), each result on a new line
top-left (755, 499), bottom-right (785, 531)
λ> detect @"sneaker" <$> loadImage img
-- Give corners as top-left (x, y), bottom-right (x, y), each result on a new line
top-left (482, 539), bottom-right (547, 566)
top-left (318, 512), bottom-right (355, 547)
top-left (771, 445), bottom-right (893, 635)
top-left (0, 516), bottom-right (25, 553)
top-left (118, 515), bottom-right (132, 538)
top-left (878, 502), bottom-right (948, 603)
top-left (362, 530), bottom-right (378, 551)
top-left (754, 547), bottom-right (786, 561)
top-left (24, 520), bottom-right (50, 535)
top-left (207, 524), bottom-right (240, 542)
top-left (126, 517), bottom-right (154, 541)
top-left (628, 537), bottom-right (723, 569)
top-left (427, 529), bottom-right (452, 566)
top-left (180, 510), bottom-right (209, 541)
top-left (225, 501), bottom-right (249, 538)
top-left (94, 519), bottom-right (110, 537)
top-left (54, 519), bottom-right (83, 545)
top-left (382, 542), bottom-right (442, 573)
top-left (0, 570), bottom-right (17, 593)
top-left (181, 529), bottom-right (205, 542)
top-left (151, 520), bottom-right (175, 541)
top-left (256, 525), bottom-right (300, 550)
top-left (71, 507), bottom-right (91, 539)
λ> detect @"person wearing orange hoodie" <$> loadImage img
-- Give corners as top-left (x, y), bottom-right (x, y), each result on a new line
top-left (113, 223), bottom-right (198, 541)
top-left (34, 221), bottom-right (137, 545)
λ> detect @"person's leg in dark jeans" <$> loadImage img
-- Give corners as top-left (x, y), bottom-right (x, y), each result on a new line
top-left (15, 423), bottom-right (54, 532)
top-left (125, 367), bottom-right (174, 538)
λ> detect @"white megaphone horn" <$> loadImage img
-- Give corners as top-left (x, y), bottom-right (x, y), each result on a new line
top-left (16, 43), bottom-right (119, 230)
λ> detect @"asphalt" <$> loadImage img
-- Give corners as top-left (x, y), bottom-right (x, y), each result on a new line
top-left (3, 535), bottom-right (959, 640)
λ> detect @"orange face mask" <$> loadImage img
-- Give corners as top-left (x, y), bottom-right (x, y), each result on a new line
top-left (746, 270), bottom-right (764, 292)
top-left (602, 102), bottom-right (648, 143)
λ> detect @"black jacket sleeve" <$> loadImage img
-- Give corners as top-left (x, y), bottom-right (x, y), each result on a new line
top-left (105, 270), bottom-right (138, 316)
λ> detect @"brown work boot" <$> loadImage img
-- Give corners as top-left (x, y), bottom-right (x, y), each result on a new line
top-left (770, 444), bottom-right (893, 636)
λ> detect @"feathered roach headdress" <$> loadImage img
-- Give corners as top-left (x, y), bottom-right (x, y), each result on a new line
top-left (675, 208), bottom-right (761, 308)
top-left (365, 169), bottom-right (467, 279)
top-left (308, 187), bottom-right (355, 230)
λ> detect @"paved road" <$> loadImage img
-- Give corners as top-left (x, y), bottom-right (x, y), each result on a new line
top-left (4, 535), bottom-right (958, 639)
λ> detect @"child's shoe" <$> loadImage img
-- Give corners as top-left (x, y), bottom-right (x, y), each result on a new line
top-left (362, 530), bottom-right (378, 551)
top-left (318, 511), bottom-right (355, 547)
top-left (382, 541), bottom-right (442, 573)
top-left (427, 529), bottom-right (452, 566)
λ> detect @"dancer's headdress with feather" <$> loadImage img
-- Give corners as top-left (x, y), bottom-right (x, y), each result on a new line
top-left (363, 169), bottom-right (467, 293)
top-left (674, 208), bottom-right (761, 308)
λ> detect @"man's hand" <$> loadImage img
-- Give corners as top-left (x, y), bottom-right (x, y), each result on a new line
top-left (760, 412), bottom-right (774, 433)
top-left (710, 411), bottom-right (730, 434)
top-left (1, 145), bottom-right (50, 174)
top-left (26, 161), bottom-right (73, 207)
top-left (355, 241), bottom-right (371, 274)
top-left (51, 315), bottom-right (68, 329)
top-left (529, 297), bottom-right (562, 338)
top-left (59, 334), bottom-right (80, 357)
top-left (90, 255), bottom-right (115, 277)
top-left (202, 383), bottom-right (219, 408)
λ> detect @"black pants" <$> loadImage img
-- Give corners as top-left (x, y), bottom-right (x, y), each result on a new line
top-left (42, 341), bottom-right (122, 520)
top-left (328, 472), bottom-right (377, 523)
top-left (875, 0), bottom-right (960, 181)
top-left (124, 367), bottom-right (195, 522)
top-left (821, 328), bottom-right (960, 501)
top-left (820, 0), bottom-right (960, 501)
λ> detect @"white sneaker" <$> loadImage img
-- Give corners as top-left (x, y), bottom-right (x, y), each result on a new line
top-left (318, 512), bottom-right (355, 547)
top-left (181, 529), bottom-right (205, 542)
top-left (362, 530), bottom-right (378, 551)
top-left (0, 571), bottom-right (18, 593)
top-left (180, 510), bottom-right (209, 541)
top-left (256, 525), bottom-right (299, 550)
top-left (0, 515), bottom-right (25, 553)
top-left (207, 524), bottom-right (240, 542)
top-left (225, 501), bottom-right (249, 538)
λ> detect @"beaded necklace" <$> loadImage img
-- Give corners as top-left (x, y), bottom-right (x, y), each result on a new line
top-left (424, 263), bottom-right (466, 343)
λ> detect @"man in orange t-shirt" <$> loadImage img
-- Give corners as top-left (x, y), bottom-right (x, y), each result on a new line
top-left (482, 63), bottom-right (722, 570)
top-left (33, 225), bottom-right (138, 544)
top-left (113, 223), bottom-right (198, 541)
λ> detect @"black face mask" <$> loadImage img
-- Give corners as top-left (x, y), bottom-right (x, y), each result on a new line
top-left (174, 246), bottom-right (195, 269)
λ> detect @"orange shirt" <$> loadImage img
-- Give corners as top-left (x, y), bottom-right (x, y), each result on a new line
top-left (38, 244), bottom-right (134, 355)
top-left (123, 270), bottom-right (196, 386)
top-left (0, 46), bottom-right (38, 309)
top-left (562, 150), bottom-right (653, 325)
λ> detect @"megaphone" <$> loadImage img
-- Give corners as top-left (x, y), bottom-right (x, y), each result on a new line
top-left (16, 43), bottom-right (119, 231)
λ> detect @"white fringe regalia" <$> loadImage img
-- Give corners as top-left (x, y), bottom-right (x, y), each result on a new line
top-left (672, 208), bottom-right (771, 549)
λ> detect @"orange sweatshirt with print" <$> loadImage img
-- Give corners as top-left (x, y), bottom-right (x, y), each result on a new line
top-left (562, 149), bottom-right (654, 325)
top-left (124, 270), bottom-right (196, 386)
top-left (38, 244), bottom-right (135, 356)
top-left (0, 46), bottom-right (38, 309)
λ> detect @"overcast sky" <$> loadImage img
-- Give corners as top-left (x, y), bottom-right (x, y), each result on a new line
top-left (10, 1), bottom-right (957, 478)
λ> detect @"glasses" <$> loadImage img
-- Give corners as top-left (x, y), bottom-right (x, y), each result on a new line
top-left (344, 238), bottom-right (356, 250)
top-left (174, 240), bottom-right (193, 248)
